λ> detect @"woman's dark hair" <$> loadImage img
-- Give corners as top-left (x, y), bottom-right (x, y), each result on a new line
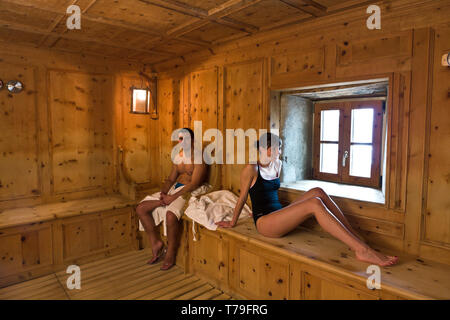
top-left (180, 127), bottom-right (194, 141)
top-left (257, 132), bottom-right (281, 150)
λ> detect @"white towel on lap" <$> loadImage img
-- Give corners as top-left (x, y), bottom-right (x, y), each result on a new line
top-left (184, 190), bottom-right (252, 233)
top-left (138, 183), bottom-right (212, 235)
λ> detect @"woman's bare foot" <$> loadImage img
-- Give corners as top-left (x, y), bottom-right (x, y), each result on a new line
top-left (355, 247), bottom-right (399, 267)
top-left (147, 240), bottom-right (165, 264)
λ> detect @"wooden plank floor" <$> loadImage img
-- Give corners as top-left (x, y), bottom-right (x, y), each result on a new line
top-left (0, 249), bottom-right (234, 300)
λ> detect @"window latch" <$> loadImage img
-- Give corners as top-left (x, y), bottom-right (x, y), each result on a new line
top-left (342, 150), bottom-right (349, 167)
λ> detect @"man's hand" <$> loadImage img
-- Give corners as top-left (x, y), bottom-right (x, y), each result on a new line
top-left (161, 194), bottom-right (177, 206)
top-left (215, 220), bottom-right (236, 228)
top-left (159, 192), bottom-right (166, 201)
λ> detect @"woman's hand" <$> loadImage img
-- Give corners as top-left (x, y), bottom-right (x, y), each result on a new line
top-left (215, 220), bottom-right (236, 228)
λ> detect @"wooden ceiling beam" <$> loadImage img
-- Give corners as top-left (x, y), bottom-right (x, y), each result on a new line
top-left (0, 0), bottom-right (212, 51)
top-left (37, 0), bottom-right (79, 47)
top-left (0, 0), bottom-right (160, 38)
top-left (300, 0), bottom-right (327, 12)
top-left (174, 36), bottom-right (211, 47)
top-left (280, 0), bottom-right (327, 17)
top-left (207, 0), bottom-right (263, 17)
top-left (148, 0), bottom-right (209, 16)
top-left (47, 0), bottom-right (98, 48)
top-left (326, 0), bottom-right (376, 13)
top-left (139, 0), bottom-right (258, 34)
top-left (150, 0), bottom-right (264, 49)
top-left (0, 20), bottom-right (176, 58)
top-left (166, 20), bottom-right (210, 38)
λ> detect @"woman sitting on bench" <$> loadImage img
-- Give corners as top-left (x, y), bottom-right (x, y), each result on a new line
top-left (216, 132), bottom-right (398, 267)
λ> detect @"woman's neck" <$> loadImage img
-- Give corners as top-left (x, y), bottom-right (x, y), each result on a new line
top-left (258, 159), bottom-right (272, 168)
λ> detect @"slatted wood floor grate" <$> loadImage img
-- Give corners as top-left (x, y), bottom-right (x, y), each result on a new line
top-left (0, 249), bottom-right (234, 300)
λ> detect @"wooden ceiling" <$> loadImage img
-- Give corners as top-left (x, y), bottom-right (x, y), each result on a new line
top-left (0, 0), bottom-right (374, 65)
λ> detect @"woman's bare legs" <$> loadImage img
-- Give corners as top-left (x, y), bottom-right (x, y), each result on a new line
top-left (256, 197), bottom-right (398, 266)
top-left (290, 187), bottom-right (364, 241)
top-left (136, 200), bottom-right (165, 262)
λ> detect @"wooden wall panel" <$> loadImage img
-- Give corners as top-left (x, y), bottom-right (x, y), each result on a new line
top-left (303, 272), bottom-right (378, 300)
top-left (61, 214), bottom-right (104, 260)
top-left (271, 47), bottom-right (326, 86)
top-left (49, 70), bottom-right (114, 195)
top-left (0, 223), bottom-right (53, 278)
top-left (102, 210), bottom-right (132, 250)
top-left (0, 62), bottom-right (40, 201)
top-left (119, 77), bottom-right (160, 185)
top-left (0, 42), bottom-right (144, 208)
top-left (335, 31), bottom-right (413, 78)
top-left (189, 68), bottom-right (219, 130)
top-left (223, 60), bottom-right (265, 193)
top-left (157, 78), bottom-right (181, 180)
top-left (229, 241), bottom-right (290, 300)
top-left (59, 208), bottom-right (133, 263)
top-left (388, 72), bottom-right (411, 212)
top-left (191, 226), bottom-right (228, 285)
top-left (424, 26), bottom-right (450, 245)
top-left (188, 67), bottom-right (221, 187)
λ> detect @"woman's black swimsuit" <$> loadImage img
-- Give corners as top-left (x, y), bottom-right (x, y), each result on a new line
top-left (248, 164), bottom-right (283, 225)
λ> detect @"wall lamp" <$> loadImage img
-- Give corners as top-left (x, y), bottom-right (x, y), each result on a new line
top-left (130, 72), bottom-right (158, 118)
top-left (130, 86), bottom-right (151, 114)
top-left (442, 53), bottom-right (450, 67)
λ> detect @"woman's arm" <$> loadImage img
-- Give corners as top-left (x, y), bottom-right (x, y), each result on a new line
top-left (216, 164), bottom-right (256, 228)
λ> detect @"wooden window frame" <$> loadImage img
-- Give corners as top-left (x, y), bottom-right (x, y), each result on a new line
top-left (313, 100), bottom-right (384, 188)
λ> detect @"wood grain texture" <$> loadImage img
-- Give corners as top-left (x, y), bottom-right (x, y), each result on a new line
top-left (189, 217), bottom-right (450, 300)
top-left (0, 248), bottom-right (233, 300)
top-left (423, 25), bottom-right (450, 246)
top-left (0, 62), bottom-right (40, 201)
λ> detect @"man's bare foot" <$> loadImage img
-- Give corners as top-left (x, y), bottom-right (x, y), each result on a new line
top-left (355, 247), bottom-right (399, 267)
top-left (147, 241), bottom-right (165, 264)
top-left (160, 254), bottom-right (175, 271)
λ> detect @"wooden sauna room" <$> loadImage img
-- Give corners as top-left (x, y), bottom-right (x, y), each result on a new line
top-left (0, 0), bottom-right (449, 303)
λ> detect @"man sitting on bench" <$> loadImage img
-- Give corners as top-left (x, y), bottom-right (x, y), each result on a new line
top-left (136, 128), bottom-right (207, 270)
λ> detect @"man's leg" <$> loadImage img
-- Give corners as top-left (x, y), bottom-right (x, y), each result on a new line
top-left (161, 211), bottom-right (181, 270)
top-left (136, 200), bottom-right (165, 263)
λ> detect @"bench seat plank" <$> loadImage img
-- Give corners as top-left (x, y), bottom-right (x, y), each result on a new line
top-left (0, 195), bottom-right (136, 229)
top-left (198, 217), bottom-right (450, 300)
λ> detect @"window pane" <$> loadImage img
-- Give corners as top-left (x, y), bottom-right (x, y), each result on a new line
top-left (350, 145), bottom-right (373, 178)
top-left (320, 110), bottom-right (340, 142)
top-left (351, 108), bottom-right (374, 143)
top-left (320, 143), bottom-right (338, 174)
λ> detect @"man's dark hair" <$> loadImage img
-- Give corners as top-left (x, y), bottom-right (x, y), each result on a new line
top-left (181, 127), bottom-right (194, 141)
top-left (257, 132), bottom-right (281, 150)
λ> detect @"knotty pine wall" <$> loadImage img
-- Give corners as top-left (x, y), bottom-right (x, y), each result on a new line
top-left (150, 0), bottom-right (450, 264)
top-left (0, 42), bottom-right (161, 211)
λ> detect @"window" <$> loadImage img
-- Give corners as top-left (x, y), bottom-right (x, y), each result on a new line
top-left (313, 100), bottom-right (384, 188)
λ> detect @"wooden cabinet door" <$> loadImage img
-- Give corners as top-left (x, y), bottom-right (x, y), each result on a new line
top-left (60, 208), bottom-right (134, 263)
top-left (303, 272), bottom-right (378, 300)
top-left (230, 241), bottom-right (289, 300)
top-left (0, 223), bottom-right (53, 286)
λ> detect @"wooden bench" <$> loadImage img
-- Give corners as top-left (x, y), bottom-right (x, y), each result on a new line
top-left (0, 194), bottom-right (138, 288)
top-left (181, 217), bottom-right (450, 300)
